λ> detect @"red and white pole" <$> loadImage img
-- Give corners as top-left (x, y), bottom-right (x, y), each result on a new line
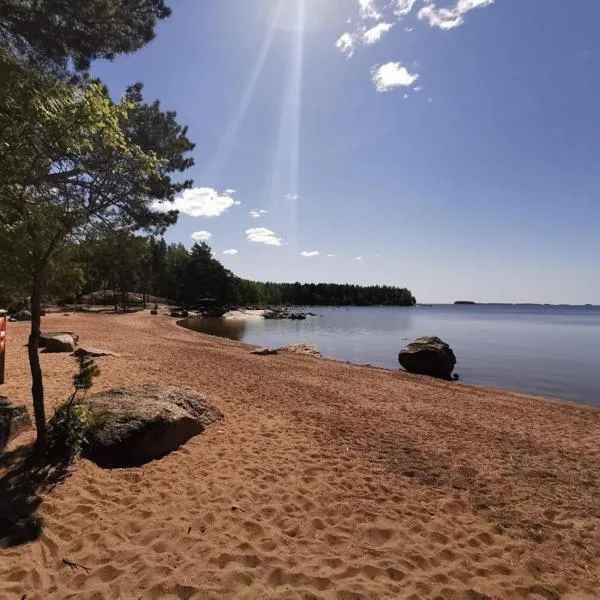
top-left (0, 310), bottom-right (7, 385)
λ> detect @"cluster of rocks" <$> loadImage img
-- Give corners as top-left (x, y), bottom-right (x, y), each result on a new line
top-left (0, 328), bottom-right (121, 453)
top-left (166, 306), bottom-right (228, 319)
top-left (263, 308), bottom-right (315, 320)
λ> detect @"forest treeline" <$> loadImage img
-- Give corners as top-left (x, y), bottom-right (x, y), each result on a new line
top-left (4, 236), bottom-right (416, 310)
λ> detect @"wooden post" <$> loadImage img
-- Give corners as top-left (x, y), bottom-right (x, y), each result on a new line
top-left (0, 310), bottom-right (7, 385)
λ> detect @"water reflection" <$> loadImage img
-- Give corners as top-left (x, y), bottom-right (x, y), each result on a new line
top-left (181, 317), bottom-right (247, 341)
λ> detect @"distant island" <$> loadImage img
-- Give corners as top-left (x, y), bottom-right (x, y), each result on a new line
top-left (454, 301), bottom-right (477, 305)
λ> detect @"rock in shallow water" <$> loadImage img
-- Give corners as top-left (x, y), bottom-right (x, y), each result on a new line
top-left (398, 336), bottom-right (456, 380)
top-left (79, 384), bottom-right (223, 468)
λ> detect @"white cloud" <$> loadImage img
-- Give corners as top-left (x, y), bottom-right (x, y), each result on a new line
top-left (418, 0), bottom-right (494, 30)
top-left (403, 93), bottom-right (409, 99)
top-left (359, 0), bottom-right (382, 20)
top-left (413, 85), bottom-right (423, 92)
top-left (335, 31), bottom-right (358, 56)
top-left (354, 256), bottom-right (363, 261)
top-left (404, 26), bottom-right (414, 32)
top-left (394, 0), bottom-right (418, 17)
top-left (153, 187), bottom-right (240, 218)
top-left (224, 188), bottom-right (237, 195)
top-left (363, 22), bottom-right (394, 44)
top-left (249, 209), bottom-right (268, 219)
top-left (246, 227), bottom-right (282, 246)
top-left (300, 251), bottom-right (320, 257)
top-left (223, 249), bottom-right (238, 255)
top-left (284, 193), bottom-right (300, 201)
top-left (372, 62), bottom-right (419, 92)
top-left (191, 230), bottom-right (211, 241)
top-left (326, 254), bottom-right (337, 258)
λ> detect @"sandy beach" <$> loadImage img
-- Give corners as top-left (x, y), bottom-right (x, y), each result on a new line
top-left (1, 310), bottom-right (599, 599)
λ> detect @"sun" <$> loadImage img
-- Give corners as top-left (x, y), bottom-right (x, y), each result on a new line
top-left (272, 0), bottom-right (334, 33)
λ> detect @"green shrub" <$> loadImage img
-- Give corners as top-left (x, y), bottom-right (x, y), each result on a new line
top-left (48, 355), bottom-right (100, 461)
top-left (49, 402), bottom-right (93, 459)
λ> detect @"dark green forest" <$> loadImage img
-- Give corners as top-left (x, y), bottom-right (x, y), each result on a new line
top-left (4, 236), bottom-right (416, 310)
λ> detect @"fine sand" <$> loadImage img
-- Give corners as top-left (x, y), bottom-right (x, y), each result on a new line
top-left (1, 311), bottom-right (599, 599)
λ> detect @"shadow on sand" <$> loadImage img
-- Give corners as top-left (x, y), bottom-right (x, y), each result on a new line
top-left (0, 443), bottom-right (71, 548)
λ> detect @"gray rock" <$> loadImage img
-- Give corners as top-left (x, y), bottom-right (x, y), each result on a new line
top-left (281, 342), bottom-right (321, 357)
top-left (251, 347), bottom-right (279, 356)
top-left (79, 384), bottom-right (223, 468)
top-left (0, 397), bottom-right (31, 452)
top-left (40, 331), bottom-right (79, 348)
top-left (398, 336), bottom-right (456, 380)
top-left (71, 347), bottom-right (119, 358)
top-left (44, 334), bottom-right (75, 353)
top-left (10, 310), bottom-right (31, 321)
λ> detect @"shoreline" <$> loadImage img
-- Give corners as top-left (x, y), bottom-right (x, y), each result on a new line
top-left (179, 311), bottom-right (600, 411)
top-left (2, 311), bottom-right (599, 599)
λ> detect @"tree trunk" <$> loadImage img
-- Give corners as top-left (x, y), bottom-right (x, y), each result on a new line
top-left (28, 273), bottom-right (46, 448)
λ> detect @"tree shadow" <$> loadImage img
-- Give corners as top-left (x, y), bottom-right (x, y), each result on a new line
top-left (0, 444), bottom-right (71, 548)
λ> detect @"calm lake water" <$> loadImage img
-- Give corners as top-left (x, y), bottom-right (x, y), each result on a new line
top-left (182, 305), bottom-right (600, 406)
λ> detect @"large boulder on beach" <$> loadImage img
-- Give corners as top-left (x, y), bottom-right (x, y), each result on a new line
top-left (398, 336), bottom-right (456, 380)
top-left (43, 334), bottom-right (75, 353)
top-left (40, 331), bottom-right (79, 348)
top-left (80, 384), bottom-right (223, 468)
top-left (0, 397), bottom-right (31, 452)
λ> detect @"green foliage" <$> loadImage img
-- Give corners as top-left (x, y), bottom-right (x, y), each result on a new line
top-left (49, 355), bottom-right (100, 460)
top-left (72, 356), bottom-right (101, 391)
top-left (50, 401), bottom-right (93, 461)
top-left (0, 0), bottom-right (172, 75)
top-left (0, 0), bottom-right (184, 447)
top-left (0, 52), bottom-right (194, 312)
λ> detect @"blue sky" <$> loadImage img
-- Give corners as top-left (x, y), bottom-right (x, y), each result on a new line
top-left (93, 0), bottom-right (600, 304)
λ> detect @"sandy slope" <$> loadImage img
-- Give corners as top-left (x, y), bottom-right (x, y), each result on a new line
top-left (1, 311), bottom-right (599, 599)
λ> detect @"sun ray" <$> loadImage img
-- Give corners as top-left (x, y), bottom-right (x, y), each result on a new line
top-left (201, 1), bottom-right (284, 184)
top-left (265, 0), bottom-right (306, 252)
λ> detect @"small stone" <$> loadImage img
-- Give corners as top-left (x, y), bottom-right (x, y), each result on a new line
top-left (281, 342), bottom-right (321, 357)
top-left (251, 347), bottom-right (279, 356)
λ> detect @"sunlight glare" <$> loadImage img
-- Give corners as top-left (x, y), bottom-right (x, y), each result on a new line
top-left (201, 1), bottom-right (284, 183)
